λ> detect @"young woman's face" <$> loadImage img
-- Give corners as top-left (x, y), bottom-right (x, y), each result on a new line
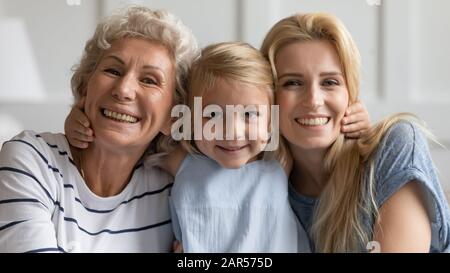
top-left (194, 78), bottom-right (271, 169)
top-left (275, 40), bottom-right (349, 151)
top-left (83, 37), bottom-right (175, 154)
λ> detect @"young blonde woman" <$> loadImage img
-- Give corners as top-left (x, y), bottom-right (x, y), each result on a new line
top-left (261, 12), bottom-right (450, 253)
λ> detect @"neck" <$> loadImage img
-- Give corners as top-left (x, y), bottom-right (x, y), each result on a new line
top-left (72, 143), bottom-right (144, 197)
top-left (289, 144), bottom-right (329, 198)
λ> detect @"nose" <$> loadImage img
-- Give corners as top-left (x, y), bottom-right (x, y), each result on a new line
top-left (112, 73), bottom-right (137, 102)
top-left (301, 83), bottom-right (324, 110)
top-left (225, 113), bottom-right (246, 141)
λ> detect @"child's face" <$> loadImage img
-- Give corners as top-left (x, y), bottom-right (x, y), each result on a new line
top-left (194, 78), bottom-right (271, 169)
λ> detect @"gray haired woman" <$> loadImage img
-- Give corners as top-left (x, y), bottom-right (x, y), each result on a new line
top-left (0, 6), bottom-right (199, 252)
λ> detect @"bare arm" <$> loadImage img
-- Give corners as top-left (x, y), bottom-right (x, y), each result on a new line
top-left (373, 181), bottom-right (431, 252)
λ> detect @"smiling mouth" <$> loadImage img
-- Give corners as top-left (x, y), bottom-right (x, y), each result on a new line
top-left (216, 145), bottom-right (249, 153)
top-left (101, 108), bottom-right (140, 124)
top-left (295, 117), bottom-right (330, 126)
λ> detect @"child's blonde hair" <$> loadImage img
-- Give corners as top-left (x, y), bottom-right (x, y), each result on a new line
top-left (181, 42), bottom-right (277, 156)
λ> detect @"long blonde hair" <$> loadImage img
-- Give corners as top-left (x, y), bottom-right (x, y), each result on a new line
top-left (261, 13), bottom-right (432, 252)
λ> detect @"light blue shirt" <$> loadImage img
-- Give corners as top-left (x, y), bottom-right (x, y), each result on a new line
top-left (170, 154), bottom-right (310, 252)
top-left (289, 121), bottom-right (450, 252)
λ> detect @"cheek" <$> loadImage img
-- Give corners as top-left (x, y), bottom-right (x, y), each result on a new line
top-left (194, 140), bottom-right (213, 156)
top-left (149, 89), bottom-right (173, 108)
top-left (84, 89), bottom-right (98, 116)
top-left (276, 91), bottom-right (295, 116)
top-left (255, 118), bottom-right (270, 140)
top-left (85, 74), bottom-right (109, 107)
top-left (144, 90), bottom-right (174, 121)
top-left (332, 89), bottom-right (349, 118)
top-left (276, 93), bottom-right (295, 133)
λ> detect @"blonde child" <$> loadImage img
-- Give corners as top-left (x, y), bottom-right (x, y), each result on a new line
top-left (164, 42), bottom-right (308, 252)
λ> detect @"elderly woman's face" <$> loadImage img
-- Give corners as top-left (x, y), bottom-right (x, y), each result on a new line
top-left (275, 40), bottom-right (349, 151)
top-left (83, 37), bottom-right (175, 152)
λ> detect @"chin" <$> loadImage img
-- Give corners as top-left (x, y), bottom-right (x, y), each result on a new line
top-left (296, 138), bottom-right (336, 150)
top-left (95, 131), bottom-right (142, 148)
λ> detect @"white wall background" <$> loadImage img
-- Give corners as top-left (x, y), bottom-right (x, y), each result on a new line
top-left (0, 0), bottom-right (449, 193)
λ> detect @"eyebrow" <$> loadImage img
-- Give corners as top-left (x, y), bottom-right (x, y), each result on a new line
top-left (104, 55), bottom-right (166, 74)
top-left (278, 72), bottom-right (343, 80)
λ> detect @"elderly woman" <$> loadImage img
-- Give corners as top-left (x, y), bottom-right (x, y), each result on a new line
top-left (0, 6), bottom-right (198, 252)
top-left (261, 12), bottom-right (450, 252)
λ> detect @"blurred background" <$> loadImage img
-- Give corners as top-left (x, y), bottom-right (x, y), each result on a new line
top-left (0, 0), bottom-right (449, 192)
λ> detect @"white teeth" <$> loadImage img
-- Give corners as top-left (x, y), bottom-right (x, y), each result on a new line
top-left (103, 109), bottom-right (138, 123)
top-left (296, 117), bottom-right (329, 126)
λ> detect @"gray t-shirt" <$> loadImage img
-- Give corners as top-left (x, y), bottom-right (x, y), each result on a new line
top-left (289, 121), bottom-right (450, 252)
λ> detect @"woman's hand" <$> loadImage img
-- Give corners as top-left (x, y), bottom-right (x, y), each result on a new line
top-left (64, 98), bottom-right (94, 148)
top-left (341, 100), bottom-right (371, 138)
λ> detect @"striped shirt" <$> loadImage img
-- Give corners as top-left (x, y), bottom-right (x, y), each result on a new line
top-left (0, 131), bottom-right (174, 253)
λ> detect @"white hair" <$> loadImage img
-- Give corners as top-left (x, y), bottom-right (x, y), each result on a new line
top-left (71, 5), bottom-right (200, 106)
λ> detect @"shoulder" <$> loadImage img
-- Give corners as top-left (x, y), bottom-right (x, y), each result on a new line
top-left (372, 121), bottom-right (432, 179)
top-left (0, 131), bottom-right (71, 210)
top-left (368, 122), bottom-right (450, 251)
top-left (249, 159), bottom-right (286, 177)
top-left (369, 120), bottom-right (446, 216)
top-left (176, 153), bottom-right (218, 175)
top-left (1, 130), bottom-right (68, 152)
top-left (369, 120), bottom-right (441, 206)
top-left (378, 120), bottom-right (423, 151)
top-left (138, 164), bottom-right (174, 190)
top-left (1, 130), bottom-right (68, 164)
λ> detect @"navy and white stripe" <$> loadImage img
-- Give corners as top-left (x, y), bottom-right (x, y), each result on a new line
top-left (0, 130), bottom-right (174, 252)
